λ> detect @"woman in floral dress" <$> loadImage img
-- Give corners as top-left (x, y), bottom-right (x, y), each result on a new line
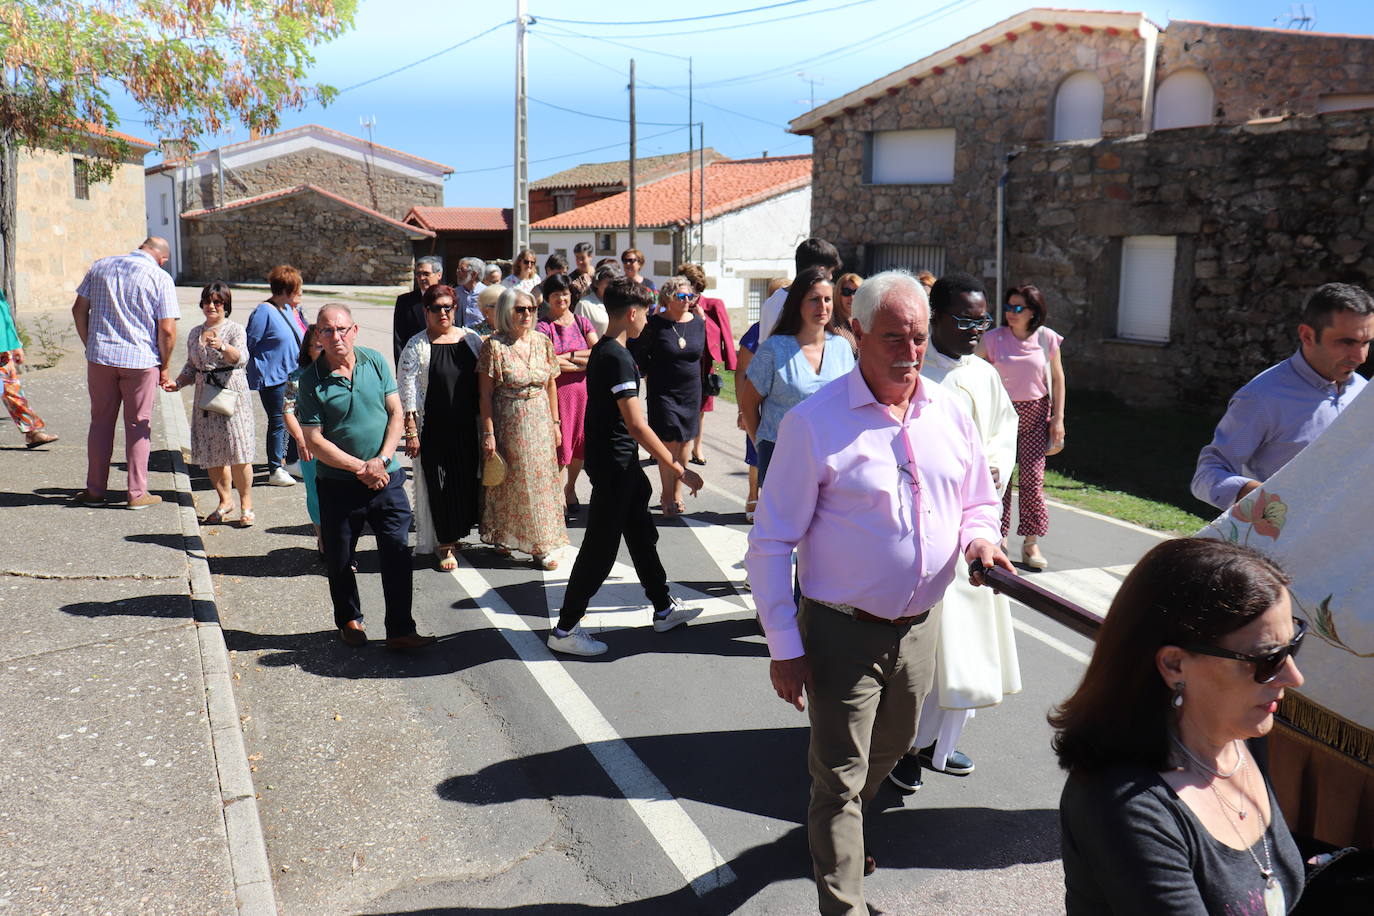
top-left (478, 288), bottom-right (568, 569)
top-left (171, 282), bottom-right (256, 525)
top-left (536, 273), bottom-right (598, 509)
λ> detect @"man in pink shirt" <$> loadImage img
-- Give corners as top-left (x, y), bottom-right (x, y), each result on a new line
top-left (746, 270), bottom-right (1011, 915)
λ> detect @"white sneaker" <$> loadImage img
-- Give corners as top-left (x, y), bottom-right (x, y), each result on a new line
top-left (283, 461), bottom-right (304, 479)
top-left (547, 626), bottom-right (608, 656)
top-left (652, 597), bottom-right (702, 632)
top-left (268, 467), bottom-right (296, 487)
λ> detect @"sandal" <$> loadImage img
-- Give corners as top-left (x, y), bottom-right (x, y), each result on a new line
top-left (532, 554), bottom-right (558, 571)
top-left (492, 545), bottom-right (513, 557)
top-left (660, 500), bottom-right (685, 517)
top-left (437, 546), bottom-right (458, 571)
top-left (203, 506), bottom-right (233, 525)
top-left (237, 510), bottom-right (255, 528)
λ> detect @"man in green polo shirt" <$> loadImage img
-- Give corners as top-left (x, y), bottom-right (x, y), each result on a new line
top-left (296, 303), bottom-right (435, 650)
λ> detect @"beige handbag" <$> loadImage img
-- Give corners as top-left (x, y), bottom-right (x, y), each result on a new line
top-left (198, 369), bottom-right (238, 417)
top-left (482, 450), bottom-right (508, 487)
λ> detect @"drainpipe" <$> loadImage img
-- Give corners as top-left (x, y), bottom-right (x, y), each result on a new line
top-left (995, 149), bottom-right (1022, 325)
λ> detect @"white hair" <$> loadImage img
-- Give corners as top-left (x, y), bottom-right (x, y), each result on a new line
top-left (494, 287), bottom-right (533, 335)
top-left (460, 256), bottom-right (487, 275)
top-left (850, 270), bottom-right (928, 331)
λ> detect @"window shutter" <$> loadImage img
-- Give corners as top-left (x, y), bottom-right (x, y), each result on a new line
top-left (870, 129), bottom-right (956, 184)
top-left (1117, 236), bottom-right (1176, 343)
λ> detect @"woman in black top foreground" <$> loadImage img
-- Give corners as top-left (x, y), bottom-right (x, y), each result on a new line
top-left (1052, 538), bottom-right (1307, 915)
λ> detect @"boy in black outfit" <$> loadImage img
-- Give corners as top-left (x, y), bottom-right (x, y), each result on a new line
top-left (548, 279), bottom-right (706, 656)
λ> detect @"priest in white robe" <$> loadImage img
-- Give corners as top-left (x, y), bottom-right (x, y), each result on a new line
top-left (888, 271), bottom-right (1021, 792)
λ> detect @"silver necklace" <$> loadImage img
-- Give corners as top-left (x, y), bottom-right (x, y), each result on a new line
top-left (1174, 736), bottom-right (1285, 916)
top-left (1169, 732), bottom-right (1244, 780)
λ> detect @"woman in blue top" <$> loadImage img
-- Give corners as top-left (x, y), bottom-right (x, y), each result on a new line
top-left (738, 267), bottom-right (856, 485)
top-left (245, 264), bottom-right (308, 487)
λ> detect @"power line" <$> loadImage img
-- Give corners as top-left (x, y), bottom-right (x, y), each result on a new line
top-left (337, 19), bottom-right (513, 94)
top-left (532, 20), bottom-right (692, 61)
top-left (544, 0), bottom-right (885, 40)
top-left (535, 0), bottom-right (820, 27)
top-left (450, 126), bottom-right (686, 176)
top-left (529, 95), bottom-right (687, 127)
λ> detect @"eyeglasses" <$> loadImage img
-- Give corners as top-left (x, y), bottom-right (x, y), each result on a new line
top-left (673, 292), bottom-right (696, 301)
top-left (622, 258), bottom-right (640, 265)
top-left (1181, 618), bottom-right (1307, 684)
top-left (1006, 304), bottom-right (1031, 314)
top-left (951, 316), bottom-right (994, 331)
top-left (425, 305), bottom-right (454, 314)
top-left (841, 287), bottom-right (858, 297)
top-left (513, 305), bottom-right (538, 315)
top-left (519, 259), bottom-right (537, 266)
top-left (317, 325), bottom-right (354, 338)
top-left (415, 270), bottom-right (438, 278)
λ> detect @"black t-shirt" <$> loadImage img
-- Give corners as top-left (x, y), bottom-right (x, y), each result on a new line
top-left (584, 337), bottom-right (641, 476)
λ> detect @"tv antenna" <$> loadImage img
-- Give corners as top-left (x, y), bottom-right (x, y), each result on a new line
top-left (359, 115), bottom-right (379, 211)
top-left (1275, 3), bottom-right (1316, 30)
top-left (797, 72), bottom-right (828, 110)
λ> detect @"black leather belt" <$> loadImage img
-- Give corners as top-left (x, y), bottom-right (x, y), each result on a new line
top-left (804, 597), bottom-right (930, 628)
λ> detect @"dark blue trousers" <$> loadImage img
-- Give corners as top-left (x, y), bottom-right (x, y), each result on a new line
top-left (316, 469), bottom-right (416, 636)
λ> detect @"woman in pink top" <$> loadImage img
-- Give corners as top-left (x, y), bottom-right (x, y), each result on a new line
top-left (978, 284), bottom-right (1065, 570)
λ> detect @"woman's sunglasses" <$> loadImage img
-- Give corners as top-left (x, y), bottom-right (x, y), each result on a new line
top-left (1181, 618), bottom-right (1307, 684)
top-left (425, 304), bottom-right (454, 314)
top-left (513, 305), bottom-right (538, 315)
top-left (673, 292), bottom-right (697, 301)
top-left (841, 287), bottom-right (858, 297)
top-left (1006, 304), bottom-right (1032, 314)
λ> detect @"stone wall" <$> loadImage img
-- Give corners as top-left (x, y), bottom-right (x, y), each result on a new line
top-left (1003, 109), bottom-right (1374, 409)
top-left (810, 25), bottom-right (1147, 277)
top-left (14, 145), bottom-right (150, 313)
top-left (1157, 22), bottom-right (1374, 122)
top-left (182, 191), bottom-right (416, 286)
top-left (182, 148), bottom-right (441, 219)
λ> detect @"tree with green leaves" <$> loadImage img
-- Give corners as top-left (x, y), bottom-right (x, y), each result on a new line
top-left (0, 0), bottom-right (358, 311)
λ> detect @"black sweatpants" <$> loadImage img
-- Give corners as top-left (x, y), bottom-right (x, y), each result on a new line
top-left (558, 464), bottom-right (671, 632)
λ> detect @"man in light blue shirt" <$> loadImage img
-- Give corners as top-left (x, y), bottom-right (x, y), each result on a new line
top-left (453, 256), bottom-right (486, 328)
top-left (1192, 283), bottom-right (1374, 509)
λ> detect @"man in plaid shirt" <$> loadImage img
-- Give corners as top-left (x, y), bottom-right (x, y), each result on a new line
top-left (71, 237), bottom-right (181, 509)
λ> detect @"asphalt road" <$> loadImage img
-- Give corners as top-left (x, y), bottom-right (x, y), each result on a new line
top-left (208, 295), bottom-right (1169, 915)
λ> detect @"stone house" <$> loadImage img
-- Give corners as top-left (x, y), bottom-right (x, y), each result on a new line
top-left (531, 156), bottom-right (812, 331)
top-left (530, 149), bottom-right (726, 222)
top-left (12, 124), bottom-right (157, 313)
top-left (790, 7), bottom-right (1374, 407)
top-left (403, 207), bottom-right (513, 275)
top-left (145, 124), bottom-right (451, 284)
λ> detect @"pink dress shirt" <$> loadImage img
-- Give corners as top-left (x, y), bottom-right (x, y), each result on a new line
top-left (745, 367), bottom-right (1002, 661)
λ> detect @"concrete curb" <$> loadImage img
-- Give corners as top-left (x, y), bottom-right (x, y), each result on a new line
top-left (159, 390), bottom-right (278, 915)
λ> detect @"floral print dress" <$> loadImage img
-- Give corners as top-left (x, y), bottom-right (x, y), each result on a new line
top-left (181, 320), bottom-right (255, 468)
top-left (477, 332), bottom-right (568, 556)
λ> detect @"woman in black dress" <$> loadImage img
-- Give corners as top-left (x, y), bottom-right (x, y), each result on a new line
top-left (398, 285), bottom-right (484, 570)
top-left (633, 276), bottom-right (705, 515)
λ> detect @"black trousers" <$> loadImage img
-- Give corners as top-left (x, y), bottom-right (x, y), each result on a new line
top-left (317, 469), bottom-right (416, 636)
top-left (558, 464), bottom-right (670, 631)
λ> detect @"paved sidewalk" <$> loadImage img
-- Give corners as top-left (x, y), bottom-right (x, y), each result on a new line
top-left (0, 357), bottom-right (272, 914)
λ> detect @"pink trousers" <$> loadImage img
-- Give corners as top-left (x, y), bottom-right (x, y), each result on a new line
top-left (86, 362), bottom-right (159, 499)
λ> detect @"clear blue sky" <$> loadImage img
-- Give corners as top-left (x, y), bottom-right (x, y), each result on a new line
top-left (123, 0), bottom-right (1370, 207)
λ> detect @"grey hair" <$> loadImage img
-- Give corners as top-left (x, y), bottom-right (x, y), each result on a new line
top-left (459, 256), bottom-right (486, 275)
top-left (494, 287), bottom-right (533, 336)
top-left (316, 302), bottom-right (354, 325)
top-left (850, 270), bottom-right (928, 331)
top-left (593, 263), bottom-right (623, 285)
top-left (483, 264), bottom-right (503, 281)
top-left (417, 255), bottom-right (444, 274)
top-left (657, 275), bottom-right (692, 309)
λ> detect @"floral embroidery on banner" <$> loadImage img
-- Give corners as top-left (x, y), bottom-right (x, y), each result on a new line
top-left (1205, 488), bottom-right (1288, 544)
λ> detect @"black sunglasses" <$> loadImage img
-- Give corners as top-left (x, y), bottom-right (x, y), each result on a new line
top-left (1181, 618), bottom-right (1307, 684)
top-left (841, 287), bottom-right (858, 297)
top-left (513, 305), bottom-right (538, 314)
top-left (425, 304), bottom-right (454, 314)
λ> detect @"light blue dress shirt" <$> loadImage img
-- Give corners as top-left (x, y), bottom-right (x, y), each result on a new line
top-left (1191, 349), bottom-right (1367, 508)
top-left (455, 281), bottom-right (485, 328)
top-left (746, 332), bottom-right (856, 443)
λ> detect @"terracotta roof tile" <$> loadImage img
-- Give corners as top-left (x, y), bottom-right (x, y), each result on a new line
top-left (180, 184), bottom-right (434, 237)
top-left (81, 121), bottom-right (157, 150)
top-left (405, 206), bottom-right (512, 232)
top-left (530, 149), bottom-right (727, 190)
top-left (533, 156), bottom-right (810, 231)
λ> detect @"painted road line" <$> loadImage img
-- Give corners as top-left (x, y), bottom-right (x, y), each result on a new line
top-left (449, 557), bottom-right (737, 895)
top-left (679, 516), bottom-right (753, 597)
top-left (1011, 616), bottom-right (1092, 666)
top-left (1028, 565), bottom-right (1130, 618)
top-left (541, 555), bottom-right (751, 634)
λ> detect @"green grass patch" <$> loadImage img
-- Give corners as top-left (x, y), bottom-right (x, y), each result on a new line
top-left (1042, 470), bottom-right (1209, 534)
top-left (717, 368), bottom-right (737, 404)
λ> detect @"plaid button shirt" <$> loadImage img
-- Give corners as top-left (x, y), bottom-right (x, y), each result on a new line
top-left (77, 250), bottom-right (181, 369)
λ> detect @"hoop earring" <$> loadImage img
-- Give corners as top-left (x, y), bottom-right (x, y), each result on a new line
top-left (1171, 682), bottom-right (1185, 709)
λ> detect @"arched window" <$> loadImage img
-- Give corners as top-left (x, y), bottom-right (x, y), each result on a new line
top-left (1053, 71), bottom-right (1104, 141)
top-left (1154, 70), bottom-right (1215, 130)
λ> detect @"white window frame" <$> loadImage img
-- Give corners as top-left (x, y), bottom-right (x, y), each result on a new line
top-left (868, 129), bottom-right (956, 185)
top-left (1117, 236), bottom-right (1177, 343)
top-left (1153, 69), bottom-right (1214, 130)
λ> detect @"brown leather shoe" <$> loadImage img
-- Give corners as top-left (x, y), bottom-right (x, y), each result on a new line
top-left (864, 854), bottom-right (876, 876)
top-left (339, 620), bottom-right (367, 647)
top-left (384, 633), bottom-right (437, 650)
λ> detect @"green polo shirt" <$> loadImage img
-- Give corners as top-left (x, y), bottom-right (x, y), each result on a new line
top-left (295, 345), bottom-right (401, 481)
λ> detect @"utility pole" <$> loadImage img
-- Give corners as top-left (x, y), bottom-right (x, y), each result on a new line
top-left (628, 58), bottom-right (637, 252)
top-left (698, 122), bottom-right (706, 263)
top-left (513, 0), bottom-right (529, 255)
top-left (687, 57), bottom-right (693, 267)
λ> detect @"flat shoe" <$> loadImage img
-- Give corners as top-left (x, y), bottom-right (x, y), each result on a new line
top-left (1021, 547), bottom-right (1048, 570)
top-left (339, 620), bottom-right (367, 647)
top-left (25, 430), bottom-right (58, 448)
top-left (689, 455), bottom-right (706, 466)
top-left (203, 507), bottom-right (231, 525)
top-left (385, 633), bottom-right (437, 650)
top-left (237, 510), bottom-right (255, 528)
top-left (532, 554), bottom-right (557, 571)
top-left (437, 548), bottom-right (457, 571)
